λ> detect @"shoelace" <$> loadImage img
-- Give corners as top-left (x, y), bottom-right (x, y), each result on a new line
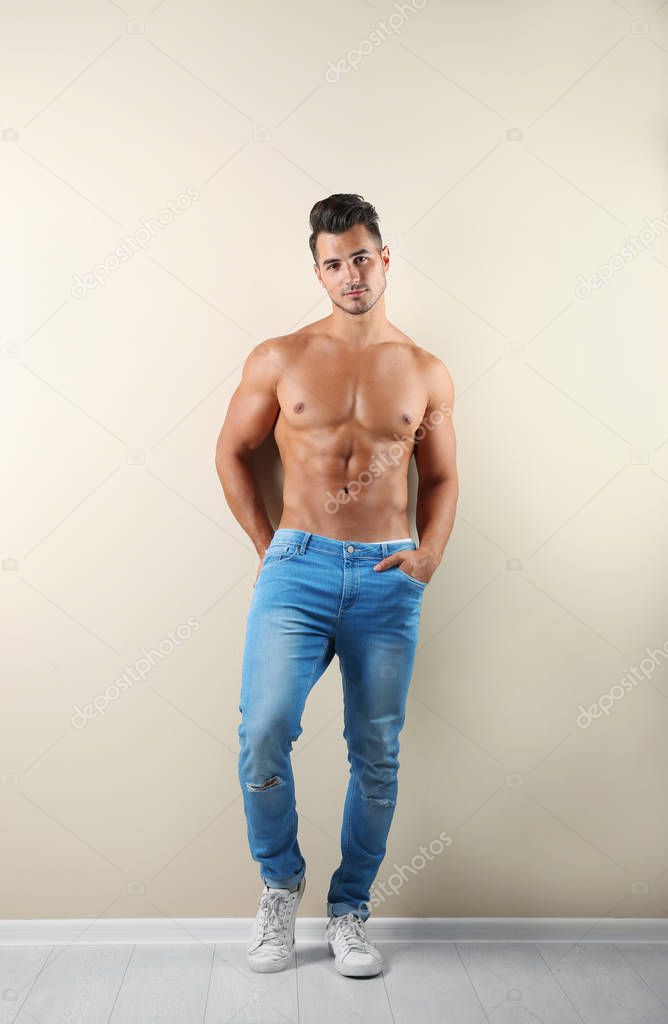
top-left (331, 912), bottom-right (372, 952)
top-left (256, 891), bottom-right (291, 944)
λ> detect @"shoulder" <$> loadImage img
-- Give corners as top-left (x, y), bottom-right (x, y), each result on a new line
top-left (240, 336), bottom-right (284, 394)
top-left (242, 330), bottom-right (312, 393)
top-left (407, 343), bottom-right (455, 410)
top-left (254, 323), bottom-right (327, 366)
top-left (394, 333), bottom-right (455, 394)
top-left (250, 326), bottom-right (315, 361)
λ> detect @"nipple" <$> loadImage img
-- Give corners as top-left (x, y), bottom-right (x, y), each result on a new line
top-left (294, 401), bottom-right (305, 414)
top-left (401, 412), bottom-right (411, 423)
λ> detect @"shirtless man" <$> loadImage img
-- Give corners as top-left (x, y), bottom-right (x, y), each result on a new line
top-left (215, 193), bottom-right (458, 978)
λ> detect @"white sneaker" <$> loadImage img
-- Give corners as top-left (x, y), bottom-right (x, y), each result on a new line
top-left (247, 875), bottom-right (305, 973)
top-left (326, 912), bottom-right (383, 977)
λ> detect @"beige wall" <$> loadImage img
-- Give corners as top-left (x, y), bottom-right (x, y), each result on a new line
top-left (3, 0), bottom-right (668, 923)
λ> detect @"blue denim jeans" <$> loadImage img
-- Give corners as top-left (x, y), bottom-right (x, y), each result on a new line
top-left (237, 528), bottom-right (426, 921)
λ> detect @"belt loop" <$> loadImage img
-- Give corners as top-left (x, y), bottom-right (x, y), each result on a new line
top-left (381, 541), bottom-right (389, 559)
top-left (299, 532), bottom-right (311, 554)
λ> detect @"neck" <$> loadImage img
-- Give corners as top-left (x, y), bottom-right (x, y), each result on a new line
top-left (327, 295), bottom-right (390, 347)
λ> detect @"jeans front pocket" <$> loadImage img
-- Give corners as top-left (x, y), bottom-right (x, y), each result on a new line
top-left (255, 543), bottom-right (302, 587)
top-left (262, 542), bottom-right (300, 566)
top-left (396, 565), bottom-right (427, 589)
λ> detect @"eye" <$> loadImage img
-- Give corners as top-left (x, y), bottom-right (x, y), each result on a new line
top-left (355, 256), bottom-right (368, 263)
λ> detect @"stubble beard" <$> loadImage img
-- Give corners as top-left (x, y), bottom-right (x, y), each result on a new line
top-left (331, 278), bottom-right (386, 317)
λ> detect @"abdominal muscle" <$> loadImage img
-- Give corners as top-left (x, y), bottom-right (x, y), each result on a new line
top-left (275, 437), bottom-right (414, 542)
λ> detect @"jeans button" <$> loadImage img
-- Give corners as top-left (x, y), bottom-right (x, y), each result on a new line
top-left (346, 545), bottom-right (354, 553)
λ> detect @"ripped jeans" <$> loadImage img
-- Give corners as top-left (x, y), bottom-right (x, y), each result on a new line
top-left (237, 528), bottom-right (426, 920)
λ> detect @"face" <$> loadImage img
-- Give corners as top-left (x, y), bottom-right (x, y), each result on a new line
top-left (314, 224), bottom-right (390, 316)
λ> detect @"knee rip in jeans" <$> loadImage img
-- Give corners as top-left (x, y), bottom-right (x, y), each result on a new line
top-left (246, 775), bottom-right (283, 792)
top-left (361, 793), bottom-right (395, 808)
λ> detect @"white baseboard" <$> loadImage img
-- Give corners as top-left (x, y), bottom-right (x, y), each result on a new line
top-left (0, 917), bottom-right (667, 945)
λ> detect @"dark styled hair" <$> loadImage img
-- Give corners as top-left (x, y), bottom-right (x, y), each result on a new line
top-left (308, 193), bottom-right (383, 263)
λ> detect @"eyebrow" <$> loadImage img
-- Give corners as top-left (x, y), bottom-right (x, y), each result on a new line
top-left (322, 248), bottom-right (372, 267)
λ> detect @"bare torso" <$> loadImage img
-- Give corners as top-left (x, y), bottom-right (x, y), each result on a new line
top-left (270, 319), bottom-right (430, 541)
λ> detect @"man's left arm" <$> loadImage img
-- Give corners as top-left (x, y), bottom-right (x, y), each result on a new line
top-left (413, 355), bottom-right (459, 575)
top-left (373, 355), bottom-right (458, 585)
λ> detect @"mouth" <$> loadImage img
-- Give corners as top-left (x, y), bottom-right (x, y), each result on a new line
top-left (345, 289), bottom-right (366, 297)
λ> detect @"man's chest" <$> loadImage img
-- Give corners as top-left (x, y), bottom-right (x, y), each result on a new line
top-left (276, 352), bottom-right (428, 435)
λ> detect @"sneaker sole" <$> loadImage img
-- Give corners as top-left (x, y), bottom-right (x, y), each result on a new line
top-left (327, 941), bottom-right (383, 977)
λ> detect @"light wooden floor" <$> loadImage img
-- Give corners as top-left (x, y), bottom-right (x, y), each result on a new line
top-left (1, 940), bottom-right (667, 1022)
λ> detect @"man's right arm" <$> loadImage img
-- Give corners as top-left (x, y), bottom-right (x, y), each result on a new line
top-left (214, 338), bottom-right (282, 558)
